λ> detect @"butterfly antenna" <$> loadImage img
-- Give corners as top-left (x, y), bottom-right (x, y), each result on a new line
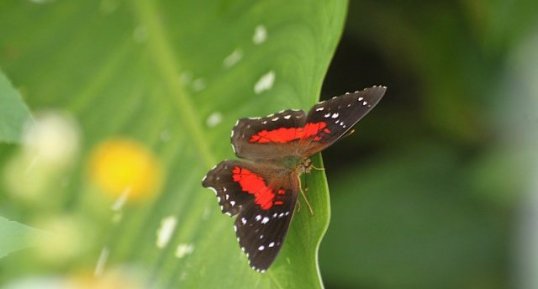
top-left (298, 175), bottom-right (314, 215)
top-left (343, 128), bottom-right (356, 138)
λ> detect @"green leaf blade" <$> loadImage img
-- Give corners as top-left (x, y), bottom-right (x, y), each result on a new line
top-left (0, 71), bottom-right (32, 143)
top-left (0, 216), bottom-right (43, 258)
top-left (0, 0), bottom-right (347, 288)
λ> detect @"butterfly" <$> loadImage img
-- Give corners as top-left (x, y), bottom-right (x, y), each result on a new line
top-left (202, 85), bottom-right (386, 272)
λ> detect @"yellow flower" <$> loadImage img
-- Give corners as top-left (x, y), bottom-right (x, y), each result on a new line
top-left (89, 139), bottom-right (161, 202)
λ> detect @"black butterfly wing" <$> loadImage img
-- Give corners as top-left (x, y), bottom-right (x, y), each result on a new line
top-left (230, 86), bottom-right (386, 162)
top-left (300, 85), bottom-right (386, 156)
top-left (202, 160), bottom-right (258, 216)
top-left (231, 109), bottom-right (307, 161)
top-left (202, 160), bottom-right (299, 271)
top-left (234, 179), bottom-right (298, 272)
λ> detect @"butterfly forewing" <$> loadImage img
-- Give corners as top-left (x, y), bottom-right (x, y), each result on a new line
top-left (301, 85), bottom-right (386, 155)
top-left (231, 109), bottom-right (307, 161)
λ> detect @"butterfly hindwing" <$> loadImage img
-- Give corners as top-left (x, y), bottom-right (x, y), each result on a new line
top-left (234, 176), bottom-right (298, 272)
top-left (202, 159), bottom-right (299, 271)
top-left (202, 160), bottom-right (259, 216)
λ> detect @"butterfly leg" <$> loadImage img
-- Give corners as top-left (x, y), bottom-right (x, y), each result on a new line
top-left (297, 175), bottom-right (314, 215)
top-left (310, 164), bottom-right (325, 171)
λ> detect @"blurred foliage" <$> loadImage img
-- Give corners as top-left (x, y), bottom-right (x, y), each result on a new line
top-left (318, 1), bottom-right (538, 289)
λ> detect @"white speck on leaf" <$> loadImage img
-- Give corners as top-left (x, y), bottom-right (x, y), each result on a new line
top-left (223, 49), bottom-right (243, 68)
top-left (254, 71), bottom-right (275, 94)
top-left (179, 71), bottom-right (192, 84)
top-left (253, 25), bottom-right (267, 44)
top-left (133, 25), bottom-right (148, 43)
top-left (160, 129), bottom-right (170, 142)
top-left (192, 78), bottom-right (206, 92)
top-left (111, 187), bottom-right (131, 211)
top-left (156, 216), bottom-right (177, 249)
top-left (94, 247), bottom-right (109, 277)
top-left (206, 112), bottom-right (223, 128)
top-left (176, 243), bottom-right (194, 258)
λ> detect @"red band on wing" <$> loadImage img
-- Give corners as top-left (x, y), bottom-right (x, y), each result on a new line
top-left (232, 166), bottom-right (275, 210)
top-left (249, 122), bottom-right (330, 144)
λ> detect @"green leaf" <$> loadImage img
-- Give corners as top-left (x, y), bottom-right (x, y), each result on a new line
top-left (0, 70), bottom-right (32, 143)
top-left (0, 0), bottom-right (346, 287)
top-left (0, 216), bottom-right (43, 258)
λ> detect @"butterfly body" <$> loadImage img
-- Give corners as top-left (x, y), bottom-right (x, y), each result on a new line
top-left (202, 86), bottom-right (386, 272)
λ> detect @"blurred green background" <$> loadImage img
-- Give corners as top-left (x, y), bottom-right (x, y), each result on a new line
top-left (2, 0), bottom-right (538, 289)
top-left (319, 1), bottom-right (538, 289)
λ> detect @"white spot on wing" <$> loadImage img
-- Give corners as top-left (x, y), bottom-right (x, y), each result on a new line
top-left (258, 245), bottom-right (265, 251)
top-left (206, 112), bottom-right (222, 127)
top-left (156, 216), bottom-right (177, 248)
top-left (256, 215), bottom-right (262, 221)
top-left (331, 113), bottom-right (339, 119)
top-left (261, 216), bottom-right (270, 224)
top-left (253, 25), bottom-right (267, 44)
top-left (230, 200), bottom-right (236, 206)
top-left (223, 48), bottom-right (243, 68)
top-left (269, 242), bottom-right (275, 247)
top-left (209, 187), bottom-right (217, 195)
top-left (315, 107), bottom-right (324, 111)
top-left (241, 217), bottom-right (247, 224)
top-left (254, 71), bottom-right (275, 94)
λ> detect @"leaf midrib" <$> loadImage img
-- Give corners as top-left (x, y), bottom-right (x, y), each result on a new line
top-left (132, 0), bottom-right (215, 167)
